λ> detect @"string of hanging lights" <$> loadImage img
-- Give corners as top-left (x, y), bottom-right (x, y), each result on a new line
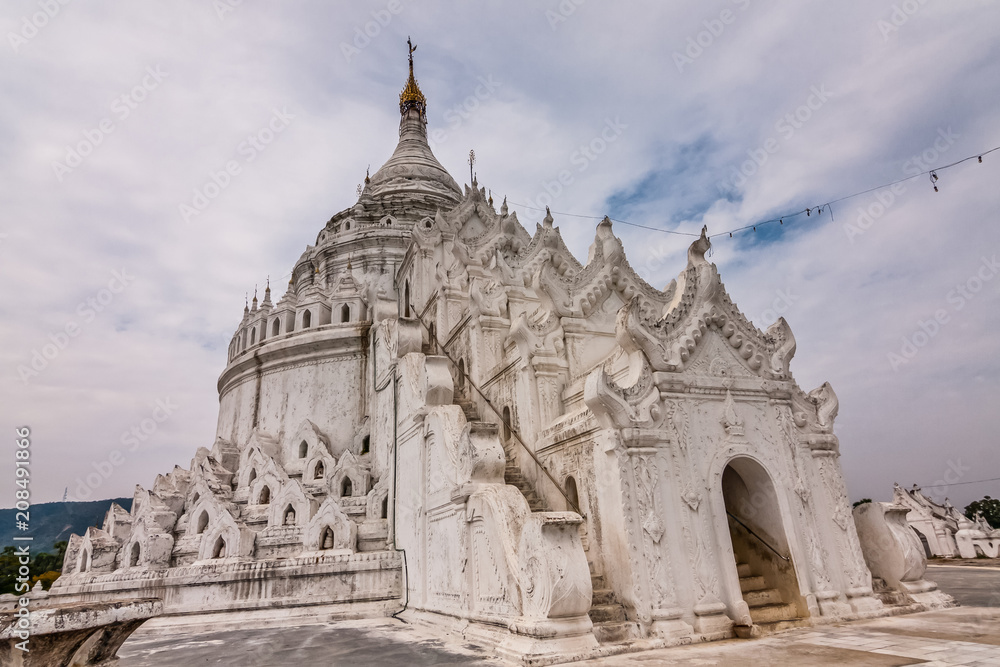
top-left (507, 145), bottom-right (999, 241)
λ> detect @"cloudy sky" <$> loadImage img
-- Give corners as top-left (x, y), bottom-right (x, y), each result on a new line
top-left (2, 1), bottom-right (998, 511)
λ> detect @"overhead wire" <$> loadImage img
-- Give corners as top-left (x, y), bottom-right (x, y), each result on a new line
top-left (506, 145), bottom-right (999, 241)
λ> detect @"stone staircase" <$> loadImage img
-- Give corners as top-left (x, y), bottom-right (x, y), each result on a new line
top-left (588, 571), bottom-right (638, 643)
top-left (454, 392), bottom-right (547, 512)
top-left (504, 461), bottom-right (547, 512)
top-left (455, 395), bottom-right (480, 422)
top-left (734, 561), bottom-right (801, 636)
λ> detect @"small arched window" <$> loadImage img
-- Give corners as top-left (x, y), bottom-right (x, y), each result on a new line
top-left (80, 549), bottom-right (90, 573)
top-left (212, 536), bottom-right (226, 559)
top-left (250, 328), bottom-right (256, 345)
top-left (502, 406), bottom-right (512, 441)
top-left (129, 542), bottom-right (141, 567)
top-left (341, 477), bottom-right (353, 498)
top-left (259, 486), bottom-right (271, 505)
top-left (565, 476), bottom-right (580, 512)
top-left (341, 304), bottom-right (351, 323)
top-left (241, 330), bottom-right (247, 351)
top-left (283, 505), bottom-right (296, 526)
top-left (361, 435), bottom-right (370, 455)
top-left (302, 309), bottom-right (312, 329)
top-left (457, 359), bottom-right (466, 391)
top-left (314, 461), bottom-right (325, 479)
top-left (381, 496), bottom-right (389, 519)
top-left (197, 511), bottom-right (209, 534)
top-left (272, 319), bottom-right (280, 336)
top-left (298, 441), bottom-right (308, 458)
top-left (345, 221), bottom-right (351, 231)
top-left (248, 469), bottom-right (257, 485)
top-left (404, 281), bottom-right (411, 318)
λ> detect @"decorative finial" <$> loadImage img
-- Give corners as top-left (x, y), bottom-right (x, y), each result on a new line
top-left (543, 206), bottom-right (553, 227)
top-left (488, 189), bottom-right (493, 206)
top-left (468, 149), bottom-right (476, 185)
top-left (500, 196), bottom-right (508, 216)
top-left (365, 166), bottom-right (370, 184)
top-left (399, 37), bottom-right (426, 117)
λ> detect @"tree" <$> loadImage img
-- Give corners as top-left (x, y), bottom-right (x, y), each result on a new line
top-left (964, 495), bottom-right (1000, 529)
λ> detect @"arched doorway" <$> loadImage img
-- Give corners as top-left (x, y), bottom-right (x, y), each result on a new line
top-left (911, 527), bottom-right (932, 558)
top-left (721, 457), bottom-right (806, 629)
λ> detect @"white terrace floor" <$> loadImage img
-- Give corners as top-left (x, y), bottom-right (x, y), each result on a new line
top-left (119, 566), bottom-right (1000, 666)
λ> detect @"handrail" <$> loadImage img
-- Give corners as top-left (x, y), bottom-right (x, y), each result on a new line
top-left (726, 511), bottom-right (789, 562)
top-left (411, 293), bottom-right (584, 517)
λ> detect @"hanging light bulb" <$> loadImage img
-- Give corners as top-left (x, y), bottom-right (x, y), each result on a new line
top-left (729, 232), bottom-right (732, 238)
top-left (806, 208), bottom-right (811, 217)
top-left (930, 171), bottom-right (939, 192)
top-left (979, 156), bottom-right (983, 163)
top-left (779, 218), bottom-right (783, 225)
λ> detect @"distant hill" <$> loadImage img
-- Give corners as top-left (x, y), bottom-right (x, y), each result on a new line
top-left (0, 498), bottom-right (131, 552)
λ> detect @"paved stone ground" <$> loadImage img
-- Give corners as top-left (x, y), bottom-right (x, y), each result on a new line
top-left (117, 568), bottom-right (1000, 666)
top-left (927, 565), bottom-right (1000, 607)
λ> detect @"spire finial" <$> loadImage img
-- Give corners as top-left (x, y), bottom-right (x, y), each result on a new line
top-left (399, 37), bottom-right (426, 117)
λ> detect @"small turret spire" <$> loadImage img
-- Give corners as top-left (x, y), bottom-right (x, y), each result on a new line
top-left (399, 37), bottom-right (426, 118)
top-left (262, 277), bottom-right (272, 307)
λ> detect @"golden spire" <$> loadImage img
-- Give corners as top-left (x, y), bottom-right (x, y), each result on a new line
top-left (399, 36), bottom-right (426, 117)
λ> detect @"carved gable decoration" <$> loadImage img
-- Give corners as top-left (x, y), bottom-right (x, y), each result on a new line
top-left (303, 496), bottom-right (357, 553)
top-left (615, 229), bottom-right (796, 381)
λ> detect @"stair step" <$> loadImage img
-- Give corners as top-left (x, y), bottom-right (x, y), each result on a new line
top-left (744, 587), bottom-right (783, 607)
top-left (734, 618), bottom-right (808, 638)
top-left (591, 575), bottom-right (606, 589)
top-left (592, 589), bottom-right (616, 606)
top-left (739, 575), bottom-right (768, 593)
top-left (748, 602), bottom-right (798, 625)
top-left (592, 621), bottom-right (640, 644)
top-left (589, 603), bottom-right (627, 624)
top-left (737, 562), bottom-right (752, 578)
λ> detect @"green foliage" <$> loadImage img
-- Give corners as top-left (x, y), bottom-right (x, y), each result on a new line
top-left (0, 541), bottom-right (68, 596)
top-left (853, 498), bottom-right (872, 509)
top-left (964, 495), bottom-right (1000, 529)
